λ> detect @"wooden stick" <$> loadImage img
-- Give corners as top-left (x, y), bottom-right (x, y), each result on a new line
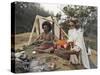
top-left (27, 20), bottom-right (36, 45)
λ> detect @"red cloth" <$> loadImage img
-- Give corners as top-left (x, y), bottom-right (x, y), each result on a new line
top-left (38, 43), bottom-right (54, 50)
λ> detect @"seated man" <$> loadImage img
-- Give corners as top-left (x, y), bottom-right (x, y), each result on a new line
top-left (32, 21), bottom-right (54, 53)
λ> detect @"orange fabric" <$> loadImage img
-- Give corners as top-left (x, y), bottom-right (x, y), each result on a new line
top-left (56, 40), bottom-right (68, 48)
top-left (56, 40), bottom-right (66, 45)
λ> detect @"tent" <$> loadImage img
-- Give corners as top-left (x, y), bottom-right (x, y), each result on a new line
top-left (27, 15), bottom-right (68, 45)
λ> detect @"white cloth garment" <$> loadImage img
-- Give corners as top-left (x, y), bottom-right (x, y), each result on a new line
top-left (68, 28), bottom-right (90, 69)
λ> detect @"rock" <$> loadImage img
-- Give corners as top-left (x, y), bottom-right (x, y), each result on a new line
top-left (15, 61), bottom-right (28, 73)
top-left (29, 59), bottom-right (39, 67)
top-left (19, 53), bottom-right (27, 60)
top-left (15, 58), bottom-right (30, 73)
top-left (29, 56), bottom-right (57, 72)
top-left (15, 51), bottom-right (25, 58)
top-left (47, 62), bottom-right (56, 71)
top-left (15, 51), bottom-right (28, 61)
top-left (15, 58), bottom-right (23, 62)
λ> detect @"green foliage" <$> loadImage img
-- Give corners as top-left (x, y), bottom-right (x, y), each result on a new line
top-left (61, 5), bottom-right (97, 49)
top-left (63, 5), bottom-right (97, 17)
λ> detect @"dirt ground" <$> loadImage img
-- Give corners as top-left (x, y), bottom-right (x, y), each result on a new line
top-left (14, 32), bottom-right (97, 70)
